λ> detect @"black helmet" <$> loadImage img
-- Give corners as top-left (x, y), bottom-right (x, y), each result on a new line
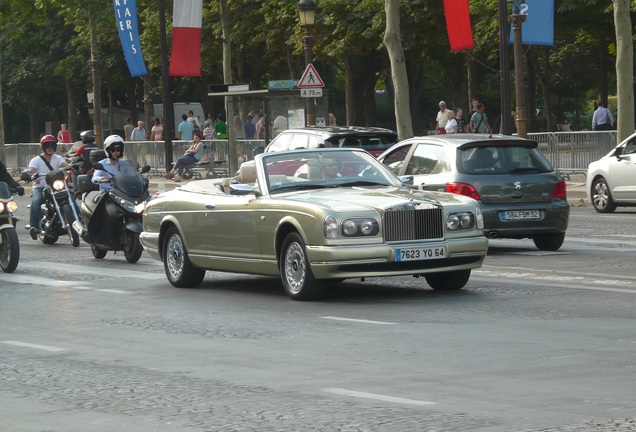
top-left (104, 134), bottom-right (125, 158)
top-left (80, 130), bottom-right (95, 144)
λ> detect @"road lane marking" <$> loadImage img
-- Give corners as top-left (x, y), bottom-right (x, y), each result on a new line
top-left (1, 341), bottom-right (67, 352)
top-left (321, 316), bottom-right (397, 325)
top-left (474, 270), bottom-right (636, 294)
top-left (20, 262), bottom-right (165, 280)
top-left (0, 274), bottom-right (90, 287)
top-left (323, 388), bottom-right (435, 406)
top-left (96, 289), bottom-right (130, 294)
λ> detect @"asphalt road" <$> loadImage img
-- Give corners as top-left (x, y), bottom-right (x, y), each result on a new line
top-left (1, 198), bottom-right (635, 432)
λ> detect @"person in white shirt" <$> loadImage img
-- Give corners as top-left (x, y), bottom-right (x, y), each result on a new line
top-left (444, 110), bottom-right (458, 134)
top-left (592, 101), bottom-right (615, 131)
top-left (130, 121), bottom-right (147, 141)
top-left (27, 135), bottom-right (69, 239)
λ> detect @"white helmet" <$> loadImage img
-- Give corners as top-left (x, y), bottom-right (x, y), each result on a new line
top-left (104, 134), bottom-right (125, 158)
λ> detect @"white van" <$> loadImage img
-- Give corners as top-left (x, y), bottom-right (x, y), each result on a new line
top-left (153, 102), bottom-right (205, 131)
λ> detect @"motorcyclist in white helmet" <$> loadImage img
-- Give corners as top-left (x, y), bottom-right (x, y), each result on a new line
top-left (92, 135), bottom-right (132, 191)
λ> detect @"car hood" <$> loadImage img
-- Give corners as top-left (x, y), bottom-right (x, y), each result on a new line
top-left (280, 186), bottom-right (473, 212)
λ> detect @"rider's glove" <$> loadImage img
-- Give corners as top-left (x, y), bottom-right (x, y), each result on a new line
top-left (15, 186), bottom-right (25, 196)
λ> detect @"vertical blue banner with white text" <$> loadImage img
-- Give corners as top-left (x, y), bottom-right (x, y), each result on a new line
top-left (509, 0), bottom-right (554, 46)
top-left (113, 0), bottom-right (148, 76)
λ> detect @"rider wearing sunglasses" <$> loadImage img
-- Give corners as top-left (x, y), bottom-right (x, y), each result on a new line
top-left (92, 135), bottom-right (132, 192)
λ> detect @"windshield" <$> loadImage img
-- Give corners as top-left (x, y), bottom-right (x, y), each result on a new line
top-left (458, 145), bottom-right (553, 175)
top-left (110, 163), bottom-right (147, 198)
top-left (261, 149), bottom-right (400, 194)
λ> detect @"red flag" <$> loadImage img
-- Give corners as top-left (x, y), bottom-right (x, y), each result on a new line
top-left (443, 0), bottom-right (474, 52)
top-left (169, 0), bottom-right (202, 77)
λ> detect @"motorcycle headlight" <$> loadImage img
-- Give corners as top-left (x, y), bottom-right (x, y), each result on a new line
top-left (446, 211), bottom-right (475, 231)
top-left (7, 201), bottom-right (18, 213)
top-left (0, 202), bottom-right (4, 213)
top-left (53, 179), bottom-right (66, 191)
top-left (341, 218), bottom-right (379, 237)
top-left (110, 194), bottom-right (136, 213)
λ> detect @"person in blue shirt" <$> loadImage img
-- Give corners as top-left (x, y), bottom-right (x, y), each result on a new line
top-left (92, 135), bottom-right (133, 192)
top-left (167, 131), bottom-right (204, 182)
top-left (177, 114), bottom-right (194, 141)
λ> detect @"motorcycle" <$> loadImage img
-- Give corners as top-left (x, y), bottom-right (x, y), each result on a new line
top-left (73, 162), bottom-right (151, 263)
top-left (0, 181), bottom-right (20, 273)
top-left (23, 164), bottom-right (84, 247)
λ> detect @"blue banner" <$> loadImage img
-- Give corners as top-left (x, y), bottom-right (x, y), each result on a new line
top-left (113, 0), bottom-right (148, 76)
top-left (509, 0), bottom-right (554, 46)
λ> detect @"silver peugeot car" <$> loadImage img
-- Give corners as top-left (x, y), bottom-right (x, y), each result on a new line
top-left (378, 134), bottom-right (570, 251)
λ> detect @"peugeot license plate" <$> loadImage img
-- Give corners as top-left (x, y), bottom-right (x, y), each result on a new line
top-left (502, 210), bottom-right (541, 220)
top-left (395, 246), bottom-right (446, 261)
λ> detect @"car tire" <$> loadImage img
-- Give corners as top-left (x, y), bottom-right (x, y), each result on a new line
top-left (280, 232), bottom-right (326, 301)
top-left (163, 226), bottom-right (206, 288)
top-left (591, 177), bottom-right (617, 213)
top-left (533, 233), bottom-right (565, 251)
top-left (425, 270), bottom-right (471, 290)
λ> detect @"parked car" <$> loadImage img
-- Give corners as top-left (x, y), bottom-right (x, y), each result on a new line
top-left (140, 148), bottom-right (488, 300)
top-left (377, 134), bottom-right (570, 251)
top-left (586, 131), bottom-right (636, 213)
top-left (260, 126), bottom-right (398, 157)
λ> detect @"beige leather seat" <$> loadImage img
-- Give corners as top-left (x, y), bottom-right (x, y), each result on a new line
top-left (238, 162), bottom-right (257, 184)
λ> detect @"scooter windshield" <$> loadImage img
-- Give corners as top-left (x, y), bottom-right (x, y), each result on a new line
top-left (110, 163), bottom-right (146, 198)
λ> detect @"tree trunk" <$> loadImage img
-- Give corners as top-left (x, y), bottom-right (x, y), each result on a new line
top-left (383, 0), bottom-right (413, 140)
top-left (65, 77), bottom-right (78, 141)
top-left (613, 0), bottom-right (634, 143)
top-left (345, 55), bottom-right (365, 126)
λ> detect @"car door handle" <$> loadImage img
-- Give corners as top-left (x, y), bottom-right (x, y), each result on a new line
top-left (205, 203), bottom-right (215, 209)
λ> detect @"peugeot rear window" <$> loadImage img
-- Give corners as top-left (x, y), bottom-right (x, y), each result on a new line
top-left (458, 145), bottom-right (553, 175)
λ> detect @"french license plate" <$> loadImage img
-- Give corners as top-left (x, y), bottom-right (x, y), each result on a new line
top-left (395, 246), bottom-right (446, 261)
top-left (502, 210), bottom-right (541, 220)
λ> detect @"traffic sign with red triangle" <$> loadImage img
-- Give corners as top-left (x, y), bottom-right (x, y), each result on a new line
top-left (298, 63), bottom-right (324, 88)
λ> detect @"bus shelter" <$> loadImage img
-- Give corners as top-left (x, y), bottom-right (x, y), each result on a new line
top-left (207, 87), bottom-right (329, 174)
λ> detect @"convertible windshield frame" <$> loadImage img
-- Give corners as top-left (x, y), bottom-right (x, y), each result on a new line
top-left (258, 149), bottom-right (401, 195)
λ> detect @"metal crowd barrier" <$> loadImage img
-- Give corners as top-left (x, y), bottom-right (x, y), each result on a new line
top-left (529, 131), bottom-right (619, 174)
top-left (2, 132), bottom-right (628, 177)
top-left (3, 139), bottom-right (265, 179)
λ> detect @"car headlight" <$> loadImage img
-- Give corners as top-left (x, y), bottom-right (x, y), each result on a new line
top-left (324, 216), bottom-right (339, 239)
top-left (53, 179), bottom-right (66, 191)
top-left (341, 218), bottom-right (379, 237)
top-left (446, 211), bottom-right (475, 231)
top-left (7, 201), bottom-right (18, 213)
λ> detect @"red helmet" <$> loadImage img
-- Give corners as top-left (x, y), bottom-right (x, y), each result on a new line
top-left (40, 135), bottom-right (57, 152)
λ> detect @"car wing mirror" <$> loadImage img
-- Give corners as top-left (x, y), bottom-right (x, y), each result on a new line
top-left (399, 175), bottom-right (414, 186)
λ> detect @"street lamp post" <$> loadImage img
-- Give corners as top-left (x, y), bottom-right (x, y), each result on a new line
top-left (509, 1), bottom-right (527, 138)
top-left (297, 0), bottom-right (317, 126)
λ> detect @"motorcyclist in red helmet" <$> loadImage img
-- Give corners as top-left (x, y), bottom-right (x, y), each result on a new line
top-left (27, 135), bottom-right (69, 240)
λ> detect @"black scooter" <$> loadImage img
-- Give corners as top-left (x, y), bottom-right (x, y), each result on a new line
top-left (73, 162), bottom-right (151, 263)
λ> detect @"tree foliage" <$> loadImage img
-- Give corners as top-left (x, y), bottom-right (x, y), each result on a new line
top-left (1, 0), bottom-right (634, 144)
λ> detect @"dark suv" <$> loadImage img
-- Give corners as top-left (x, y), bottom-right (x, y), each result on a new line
top-left (263, 126), bottom-right (398, 157)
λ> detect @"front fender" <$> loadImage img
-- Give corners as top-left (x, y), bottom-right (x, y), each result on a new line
top-left (125, 219), bottom-right (144, 233)
top-left (0, 223), bottom-right (16, 231)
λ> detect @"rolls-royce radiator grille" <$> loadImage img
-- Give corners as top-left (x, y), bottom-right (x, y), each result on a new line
top-left (383, 208), bottom-right (444, 242)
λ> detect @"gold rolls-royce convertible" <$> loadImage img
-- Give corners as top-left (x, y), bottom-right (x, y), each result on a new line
top-left (140, 148), bottom-right (488, 300)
